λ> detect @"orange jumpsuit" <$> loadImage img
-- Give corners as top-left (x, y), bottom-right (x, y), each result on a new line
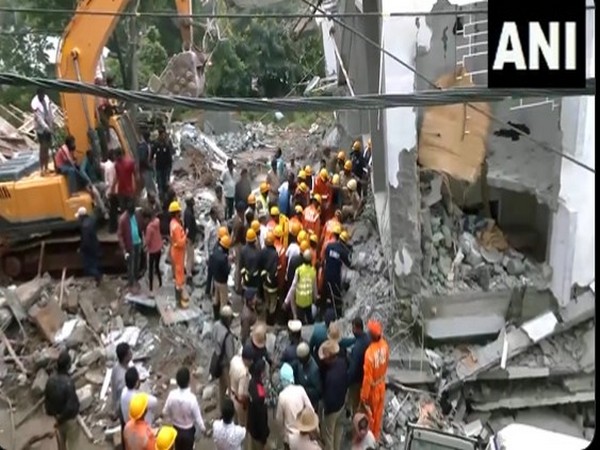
top-left (319, 218), bottom-right (341, 260)
top-left (302, 205), bottom-right (321, 241)
top-left (289, 215), bottom-right (303, 234)
top-left (266, 218), bottom-right (277, 235)
top-left (361, 337), bottom-right (389, 441)
top-left (170, 218), bottom-right (187, 289)
top-left (313, 177), bottom-right (332, 223)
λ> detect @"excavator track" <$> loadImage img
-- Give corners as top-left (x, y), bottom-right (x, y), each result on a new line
top-left (0, 228), bottom-right (126, 280)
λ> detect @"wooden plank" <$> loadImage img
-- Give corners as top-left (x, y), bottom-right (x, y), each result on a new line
top-left (79, 296), bottom-right (103, 334)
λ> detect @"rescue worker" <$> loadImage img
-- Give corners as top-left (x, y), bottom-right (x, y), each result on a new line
top-left (284, 249), bottom-right (318, 324)
top-left (266, 206), bottom-right (279, 235)
top-left (330, 174), bottom-right (343, 214)
top-left (340, 230), bottom-right (353, 259)
top-left (309, 233), bottom-right (319, 268)
top-left (274, 225), bottom-right (288, 318)
top-left (286, 222), bottom-right (302, 269)
top-left (123, 392), bottom-right (156, 450)
top-left (304, 165), bottom-right (314, 191)
top-left (293, 181), bottom-right (310, 209)
top-left (302, 194), bottom-right (322, 241)
top-left (241, 228), bottom-right (261, 293)
top-left (251, 220), bottom-right (262, 250)
top-left (336, 151), bottom-right (346, 173)
top-left (183, 193), bottom-right (198, 286)
top-left (169, 201), bottom-right (189, 308)
top-left (205, 226), bottom-right (230, 301)
top-left (343, 179), bottom-right (365, 221)
top-left (246, 193), bottom-right (257, 224)
top-left (322, 227), bottom-right (351, 318)
top-left (314, 168), bottom-right (332, 223)
top-left (289, 204), bottom-right (304, 233)
top-left (212, 306), bottom-right (236, 410)
top-left (320, 211), bottom-right (343, 262)
top-left (297, 169), bottom-right (307, 187)
top-left (155, 426), bottom-right (178, 450)
top-left (268, 205), bottom-right (290, 249)
top-left (360, 319), bottom-right (389, 442)
top-left (232, 201), bottom-right (247, 294)
top-left (255, 182), bottom-right (270, 218)
top-left (209, 235), bottom-right (232, 320)
top-left (259, 231), bottom-right (280, 325)
top-left (350, 140), bottom-right (366, 197)
top-left (287, 238), bottom-right (309, 304)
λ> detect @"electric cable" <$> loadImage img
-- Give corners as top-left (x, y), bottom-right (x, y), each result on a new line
top-left (301, 0), bottom-right (596, 174)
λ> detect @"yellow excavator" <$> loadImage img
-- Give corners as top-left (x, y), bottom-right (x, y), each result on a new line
top-left (0, 0), bottom-right (204, 278)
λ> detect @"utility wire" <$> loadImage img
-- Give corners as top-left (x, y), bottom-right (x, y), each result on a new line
top-left (300, 0), bottom-right (596, 174)
top-left (0, 5), bottom-right (593, 19)
top-left (0, 72), bottom-right (593, 109)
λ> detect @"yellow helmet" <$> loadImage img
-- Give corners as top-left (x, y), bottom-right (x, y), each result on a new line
top-left (299, 182), bottom-right (308, 193)
top-left (344, 160), bottom-right (352, 171)
top-left (155, 425), bottom-right (177, 450)
top-left (319, 168), bottom-right (329, 181)
top-left (332, 224), bottom-right (342, 235)
top-left (294, 204), bottom-right (303, 214)
top-left (220, 235), bottom-right (232, 249)
top-left (273, 225), bottom-right (283, 238)
top-left (332, 174), bottom-right (340, 186)
top-left (265, 231), bottom-right (275, 246)
top-left (259, 182), bottom-right (270, 194)
top-left (246, 228), bottom-right (257, 243)
top-left (290, 221), bottom-right (302, 237)
top-left (347, 179), bottom-right (358, 191)
top-left (304, 165), bottom-right (313, 176)
top-left (352, 140), bottom-right (361, 151)
top-left (218, 226), bottom-right (229, 239)
top-left (251, 220), bottom-right (261, 233)
top-left (129, 392), bottom-right (149, 420)
top-left (299, 240), bottom-right (311, 252)
top-left (247, 193), bottom-right (256, 205)
top-left (340, 230), bottom-right (350, 243)
top-left (270, 206), bottom-right (280, 216)
top-left (309, 233), bottom-right (318, 244)
top-left (168, 201), bottom-right (182, 213)
top-left (297, 230), bottom-right (308, 243)
top-left (298, 169), bottom-right (307, 180)
top-left (312, 193), bottom-right (322, 204)
top-left (337, 151), bottom-right (346, 161)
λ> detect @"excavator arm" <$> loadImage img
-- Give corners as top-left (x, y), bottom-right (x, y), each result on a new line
top-left (56, 0), bottom-right (195, 163)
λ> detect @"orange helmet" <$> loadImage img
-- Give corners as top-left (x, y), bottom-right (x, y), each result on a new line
top-left (246, 228), bottom-right (257, 243)
top-left (297, 230), bottom-right (308, 243)
top-left (217, 226), bottom-right (229, 239)
top-left (344, 160), bottom-right (352, 171)
top-left (290, 221), bottom-right (302, 237)
top-left (273, 225), bottom-right (283, 238)
top-left (247, 193), bottom-right (256, 205)
top-left (219, 235), bottom-right (232, 249)
top-left (251, 220), bottom-right (261, 233)
top-left (259, 182), bottom-right (270, 194)
top-left (337, 151), bottom-right (346, 161)
top-left (319, 168), bottom-right (329, 181)
top-left (299, 240), bottom-right (310, 252)
top-left (265, 231), bottom-right (275, 246)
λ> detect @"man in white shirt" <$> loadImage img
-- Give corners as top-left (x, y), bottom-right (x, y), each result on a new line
top-left (204, 206), bottom-right (219, 260)
top-left (220, 159), bottom-right (237, 220)
top-left (101, 149), bottom-right (118, 232)
top-left (31, 88), bottom-right (54, 174)
top-left (162, 367), bottom-right (206, 449)
top-left (213, 398), bottom-right (246, 450)
top-left (276, 363), bottom-right (315, 447)
top-left (120, 367), bottom-right (158, 424)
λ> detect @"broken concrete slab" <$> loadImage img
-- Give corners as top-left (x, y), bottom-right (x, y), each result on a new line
top-left (154, 287), bottom-right (201, 325)
top-left (28, 298), bottom-right (65, 343)
top-left (0, 275), bottom-right (52, 330)
top-left (76, 384), bottom-right (94, 411)
top-left (65, 290), bottom-right (79, 314)
top-left (426, 315), bottom-right (507, 341)
top-left (470, 386), bottom-right (594, 411)
top-left (388, 369), bottom-right (437, 386)
top-left (578, 326), bottom-right (594, 373)
top-left (562, 375), bottom-right (595, 393)
top-left (125, 293), bottom-right (157, 309)
top-left (31, 368), bottom-right (48, 396)
top-left (79, 296), bottom-right (103, 334)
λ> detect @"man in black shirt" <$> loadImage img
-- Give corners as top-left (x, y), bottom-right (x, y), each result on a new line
top-left (138, 130), bottom-right (157, 197)
top-left (183, 193), bottom-right (198, 285)
top-left (152, 126), bottom-right (174, 200)
top-left (45, 350), bottom-right (80, 450)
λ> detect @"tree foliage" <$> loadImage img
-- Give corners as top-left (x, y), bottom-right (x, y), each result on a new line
top-left (205, 18), bottom-right (325, 97)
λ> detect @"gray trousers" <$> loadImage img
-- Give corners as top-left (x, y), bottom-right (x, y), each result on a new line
top-left (127, 244), bottom-right (142, 287)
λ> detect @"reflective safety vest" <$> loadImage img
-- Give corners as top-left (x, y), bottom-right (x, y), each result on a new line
top-left (255, 191), bottom-right (269, 217)
top-left (295, 264), bottom-right (316, 308)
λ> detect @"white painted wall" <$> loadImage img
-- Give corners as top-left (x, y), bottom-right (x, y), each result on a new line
top-left (317, 19), bottom-right (338, 76)
top-left (550, 2), bottom-right (595, 305)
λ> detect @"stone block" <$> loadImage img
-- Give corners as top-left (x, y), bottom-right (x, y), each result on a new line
top-left (32, 368), bottom-right (48, 396)
top-left (28, 298), bottom-right (66, 342)
top-left (77, 384), bottom-right (94, 412)
top-left (79, 348), bottom-right (104, 367)
top-left (65, 290), bottom-right (79, 314)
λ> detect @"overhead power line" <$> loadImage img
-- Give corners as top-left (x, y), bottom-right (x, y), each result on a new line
top-left (0, 5), bottom-right (593, 19)
top-left (301, 0), bottom-right (596, 175)
top-left (0, 73), bottom-right (593, 110)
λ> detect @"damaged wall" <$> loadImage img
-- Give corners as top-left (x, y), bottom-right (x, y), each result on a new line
top-left (549, 1), bottom-right (596, 306)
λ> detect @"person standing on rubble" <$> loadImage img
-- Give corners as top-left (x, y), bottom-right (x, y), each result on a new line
top-left (162, 367), bottom-right (207, 449)
top-left (209, 234), bottom-right (232, 320)
top-left (303, 195), bottom-right (322, 242)
top-left (213, 398), bottom-right (247, 450)
top-left (31, 87), bottom-right (54, 175)
top-left (143, 208), bottom-right (163, 294)
top-left (241, 229), bottom-right (261, 294)
top-left (112, 148), bottom-right (137, 211)
top-left (259, 231), bottom-right (280, 325)
top-left (76, 206), bottom-right (102, 286)
top-left (236, 167), bottom-right (252, 207)
top-left (138, 130), bottom-right (157, 197)
top-left (343, 179), bottom-right (364, 222)
top-left (350, 141), bottom-right (366, 197)
top-left (360, 319), bottom-right (389, 442)
top-left (284, 250), bottom-right (318, 325)
top-left (183, 194), bottom-right (198, 286)
top-left (232, 201), bottom-right (247, 295)
top-left (322, 227), bottom-right (351, 318)
top-left (266, 159), bottom-right (281, 206)
top-left (213, 185), bottom-right (227, 223)
top-left (120, 367), bottom-right (158, 425)
top-left (346, 318), bottom-right (371, 416)
top-left (281, 320), bottom-right (304, 365)
top-left (246, 358), bottom-right (270, 450)
top-left (240, 288), bottom-right (259, 345)
top-left (118, 200), bottom-right (143, 294)
top-left (152, 126), bottom-right (174, 201)
top-left (168, 201), bottom-right (189, 308)
top-left (111, 342), bottom-right (132, 441)
top-left (254, 182), bottom-right (270, 219)
top-left (220, 159), bottom-right (237, 220)
top-left (229, 345), bottom-right (253, 427)
top-left (278, 172), bottom-right (295, 217)
top-left (45, 350), bottom-right (79, 450)
top-left (204, 206), bottom-right (220, 260)
top-left (292, 342), bottom-right (322, 411)
top-left (124, 392), bottom-right (156, 450)
top-left (319, 339), bottom-right (348, 450)
top-left (293, 180), bottom-right (310, 209)
top-left (211, 306), bottom-right (236, 410)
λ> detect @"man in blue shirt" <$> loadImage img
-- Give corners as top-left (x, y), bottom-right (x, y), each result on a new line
top-left (322, 232), bottom-right (352, 317)
top-left (346, 317), bottom-right (371, 415)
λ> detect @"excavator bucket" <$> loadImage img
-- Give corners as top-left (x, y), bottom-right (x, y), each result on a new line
top-left (148, 50), bottom-right (207, 97)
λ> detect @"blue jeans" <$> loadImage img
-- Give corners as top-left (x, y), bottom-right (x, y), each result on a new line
top-left (58, 165), bottom-right (87, 193)
top-left (127, 244), bottom-right (141, 287)
top-left (155, 167), bottom-right (171, 199)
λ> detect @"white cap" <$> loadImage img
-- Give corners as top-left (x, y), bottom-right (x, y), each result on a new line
top-left (75, 206), bottom-right (87, 218)
top-left (288, 320), bottom-right (302, 333)
top-left (296, 342), bottom-right (310, 358)
top-left (220, 305), bottom-right (233, 318)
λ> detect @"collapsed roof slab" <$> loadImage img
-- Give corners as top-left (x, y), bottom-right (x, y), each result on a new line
top-left (439, 289), bottom-right (594, 394)
top-left (470, 386), bottom-right (595, 411)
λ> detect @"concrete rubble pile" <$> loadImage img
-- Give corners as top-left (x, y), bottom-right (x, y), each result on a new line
top-left (150, 51), bottom-right (207, 98)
